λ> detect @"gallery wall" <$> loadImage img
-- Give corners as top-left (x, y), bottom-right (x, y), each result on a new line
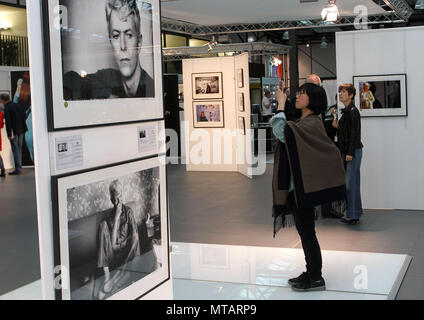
top-left (183, 55), bottom-right (252, 174)
top-left (336, 26), bottom-right (424, 210)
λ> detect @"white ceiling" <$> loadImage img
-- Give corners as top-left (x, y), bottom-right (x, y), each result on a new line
top-left (161, 0), bottom-right (387, 25)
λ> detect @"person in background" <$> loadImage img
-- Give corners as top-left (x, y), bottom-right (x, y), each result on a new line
top-left (0, 103), bottom-right (5, 177)
top-left (322, 94), bottom-right (338, 144)
top-left (333, 84), bottom-right (363, 225)
top-left (270, 83), bottom-right (346, 292)
top-left (1, 93), bottom-right (28, 175)
top-left (262, 89), bottom-right (273, 122)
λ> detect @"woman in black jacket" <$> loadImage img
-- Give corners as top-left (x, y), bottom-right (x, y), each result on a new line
top-left (333, 84), bottom-right (363, 224)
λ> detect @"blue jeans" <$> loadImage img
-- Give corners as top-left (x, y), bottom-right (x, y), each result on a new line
top-left (344, 148), bottom-right (363, 219)
top-left (10, 133), bottom-right (24, 171)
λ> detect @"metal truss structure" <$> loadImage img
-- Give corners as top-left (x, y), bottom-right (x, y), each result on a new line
top-left (373, 0), bottom-right (415, 21)
top-left (162, 42), bottom-right (290, 62)
top-left (161, 12), bottom-right (406, 36)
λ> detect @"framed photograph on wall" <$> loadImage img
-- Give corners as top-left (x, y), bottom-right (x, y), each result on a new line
top-left (192, 101), bottom-right (224, 128)
top-left (237, 69), bottom-right (244, 88)
top-left (238, 116), bottom-right (245, 135)
top-left (42, 0), bottom-right (164, 130)
top-left (353, 74), bottom-right (407, 117)
top-left (51, 156), bottom-right (169, 300)
top-left (192, 72), bottom-right (223, 100)
top-left (238, 92), bottom-right (245, 112)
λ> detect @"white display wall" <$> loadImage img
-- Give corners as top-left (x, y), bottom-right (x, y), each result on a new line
top-left (336, 26), bottom-right (424, 210)
top-left (27, 0), bottom-right (172, 300)
top-left (183, 53), bottom-right (253, 177)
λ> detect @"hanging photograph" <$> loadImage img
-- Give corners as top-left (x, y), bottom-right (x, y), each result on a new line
top-left (193, 101), bottom-right (224, 128)
top-left (43, 0), bottom-right (163, 130)
top-left (353, 74), bottom-right (407, 117)
top-left (52, 156), bottom-right (169, 300)
top-left (237, 69), bottom-right (244, 88)
top-left (192, 72), bottom-right (223, 100)
top-left (238, 92), bottom-right (245, 112)
top-left (238, 116), bottom-right (245, 135)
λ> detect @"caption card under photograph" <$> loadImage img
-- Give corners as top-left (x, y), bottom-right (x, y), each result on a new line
top-left (53, 156), bottom-right (169, 300)
top-left (353, 74), bottom-right (407, 117)
top-left (55, 135), bottom-right (83, 171)
top-left (192, 101), bottom-right (224, 128)
top-left (43, 0), bottom-right (163, 130)
top-left (192, 72), bottom-right (223, 100)
top-left (138, 124), bottom-right (157, 154)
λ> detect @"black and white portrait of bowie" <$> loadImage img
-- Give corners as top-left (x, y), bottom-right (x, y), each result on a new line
top-left (61, 0), bottom-right (154, 100)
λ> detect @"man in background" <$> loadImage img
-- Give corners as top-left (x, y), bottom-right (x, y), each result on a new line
top-left (0, 93), bottom-right (28, 175)
top-left (262, 90), bottom-right (273, 122)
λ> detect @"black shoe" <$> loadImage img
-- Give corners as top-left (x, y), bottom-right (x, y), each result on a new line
top-left (9, 170), bottom-right (21, 175)
top-left (0, 170), bottom-right (5, 177)
top-left (291, 275), bottom-right (326, 292)
top-left (288, 272), bottom-right (309, 286)
top-left (340, 217), bottom-right (360, 225)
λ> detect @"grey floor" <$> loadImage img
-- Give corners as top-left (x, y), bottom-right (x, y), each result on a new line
top-left (1, 165), bottom-right (424, 299)
top-left (0, 168), bottom-right (40, 296)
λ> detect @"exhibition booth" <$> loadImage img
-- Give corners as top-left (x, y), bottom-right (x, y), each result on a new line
top-left (2, 0), bottom-right (424, 301)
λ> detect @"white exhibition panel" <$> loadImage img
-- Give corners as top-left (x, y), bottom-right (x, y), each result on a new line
top-left (49, 120), bottom-right (166, 176)
top-left (235, 53), bottom-right (253, 178)
top-left (183, 56), bottom-right (238, 172)
top-left (27, 0), bottom-right (172, 299)
top-left (183, 55), bottom-right (253, 176)
top-left (336, 26), bottom-right (424, 210)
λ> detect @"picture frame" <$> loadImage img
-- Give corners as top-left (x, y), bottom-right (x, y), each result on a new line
top-left (237, 69), bottom-right (244, 88)
top-left (238, 92), bottom-right (245, 112)
top-left (51, 156), bottom-right (169, 300)
top-left (353, 74), bottom-right (407, 117)
top-left (199, 245), bottom-right (230, 270)
top-left (191, 72), bottom-right (223, 100)
top-left (192, 100), bottom-right (225, 128)
top-left (238, 116), bottom-right (245, 135)
top-left (42, 0), bottom-right (164, 131)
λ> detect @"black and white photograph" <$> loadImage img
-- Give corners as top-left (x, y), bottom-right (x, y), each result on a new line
top-left (43, 0), bottom-right (163, 130)
top-left (353, 74), bottom-right (407, 117)
top-left (237, 68), bottom-right (244, 88)
top-left (53, 157), bottom-right (169, 300)
top-left (238, 92), bottom-right (245, 112)
top-left (58, 143), bottom-right (68, 153)
top-left (238, 116), bottom-right (245, 135)
top-left (192, 72), bottom-right (223, 100)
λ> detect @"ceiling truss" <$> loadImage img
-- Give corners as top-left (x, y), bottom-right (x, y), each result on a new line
top-left (162, 42), bottom-right (291, 62)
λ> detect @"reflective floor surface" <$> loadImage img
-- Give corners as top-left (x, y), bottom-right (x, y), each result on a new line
top-left (2, 241), bottom-right (409, 300)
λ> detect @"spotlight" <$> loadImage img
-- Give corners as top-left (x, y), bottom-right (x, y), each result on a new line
top-left (320, 36), bottom-right (328, 48)
top-left (321, 0), bottom-right (339, 22)
top-left (416, 0), bottom-right (424, 9)
top-left (282, 31), bottom-right (289, 40)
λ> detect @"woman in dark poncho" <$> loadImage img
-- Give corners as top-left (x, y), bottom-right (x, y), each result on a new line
top-left (270, 83), bottom-right (346, 292)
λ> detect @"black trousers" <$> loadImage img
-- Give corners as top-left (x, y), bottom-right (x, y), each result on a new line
top-left (293, 206), bottom-right (322, 279)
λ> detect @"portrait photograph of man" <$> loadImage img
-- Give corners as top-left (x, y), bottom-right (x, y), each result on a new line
top-left (60, 0), bottom-right (155, 100)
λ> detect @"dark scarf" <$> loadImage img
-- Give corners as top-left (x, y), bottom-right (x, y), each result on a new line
top-left (272, 114), bottom-right (346, 237)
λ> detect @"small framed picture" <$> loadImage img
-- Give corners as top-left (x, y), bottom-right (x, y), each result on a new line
top-left (237, 69), bottom-right (244, 88)
top-left (192, 72), bottom-right (223, 100)
top-left (238, 92), bottom-right (245, 112)
top-left (353, 74), bottom-right (407, 117)
top-left (193, 101), bottom-right (224, 128)
top-left (238, 116), bottom-right (245, 135)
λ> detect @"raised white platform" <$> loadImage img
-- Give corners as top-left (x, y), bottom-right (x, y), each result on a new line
top-left (0, 242), bottom-right (411, 300)
top-left (171, 242), bottom-right (411, 300)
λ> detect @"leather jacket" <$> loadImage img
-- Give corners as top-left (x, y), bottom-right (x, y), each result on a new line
top-left (337, 102), bottom-right (363, 156)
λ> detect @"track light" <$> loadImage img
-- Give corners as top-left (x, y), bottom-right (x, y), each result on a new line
top-left (282, 31), bottom-right (289, 40)
top-left (321, 0), bottom-right (339, 22)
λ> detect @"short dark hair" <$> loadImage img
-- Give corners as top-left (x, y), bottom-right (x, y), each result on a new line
top-left (0, 93), bottom-right (10, 102)
top-left (297, 83), bottom-right (327, 115)
top-left (264, 90), bottom-right (270, 95)
top-left (338, 83), bottom-right (356, 99)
